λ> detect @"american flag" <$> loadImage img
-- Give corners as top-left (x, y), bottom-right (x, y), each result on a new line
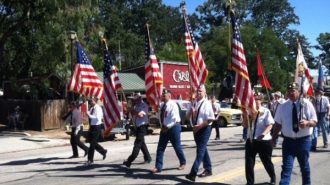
top-left (145, 27), bottom-right (163, 110)
top-left (183, 10), bottom-right (208, 91)
top-left (103, 42), bottom-right (122, 128)
top-left (68, 42), bottom-right (103, 99)
top-left (231, 15), bottom-right (256, 111)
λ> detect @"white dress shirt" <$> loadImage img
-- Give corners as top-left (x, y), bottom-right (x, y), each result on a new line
top-left (192, 98), bottom-right (215, 125)
top-left (212, 102), bottom-right (221, 116)
top-left (88, 104), bottom-right (103, 126)
top-left (274, 98), bottom-right (317, 138)
top-left (134, 101), bottom-right (149, 127)
top-left (250, 107), bottom-right (274, 140)
top-left (314, 95), bottom-right (330, 113)
top-left (160, 100), bottom-right (180, 128)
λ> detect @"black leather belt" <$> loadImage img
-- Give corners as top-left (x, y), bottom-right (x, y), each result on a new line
top-left (283, 135), bottom-right (310, 140)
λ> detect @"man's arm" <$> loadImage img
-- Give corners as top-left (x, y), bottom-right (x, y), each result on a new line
top-left (271, 122), bottom-right (282, 146)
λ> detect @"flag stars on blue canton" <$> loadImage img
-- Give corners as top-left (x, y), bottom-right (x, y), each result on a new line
top-left (76, 43), bottom-right (92, 65)
top-left (185, 17), bottom-right (196, 45)
top-left (103, 50), bottom-right (113, 78)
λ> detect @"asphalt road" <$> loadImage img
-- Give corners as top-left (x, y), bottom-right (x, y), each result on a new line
top-left (0, 126), bottom-right (329, 185)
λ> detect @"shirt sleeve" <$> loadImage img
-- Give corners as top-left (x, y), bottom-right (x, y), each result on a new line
top-left (305, 100), bottom-right (317, 122)
top-left (264, 109), bottom-right (275, 126)
top-left (274, 104), bottom-right (282, 125)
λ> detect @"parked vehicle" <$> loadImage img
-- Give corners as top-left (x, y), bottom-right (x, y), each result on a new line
top-left (218, 102), bottom-right (242, 127)
top-left (174, 100), bottom-right (192, 129)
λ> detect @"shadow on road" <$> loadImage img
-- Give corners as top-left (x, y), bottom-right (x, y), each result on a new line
top-left (0, 157), bottom-right (67, 166)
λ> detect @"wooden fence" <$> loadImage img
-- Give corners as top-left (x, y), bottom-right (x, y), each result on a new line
top-left (0, 99), bottom-right (67, 131)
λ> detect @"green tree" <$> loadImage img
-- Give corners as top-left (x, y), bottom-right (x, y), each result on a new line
top-left (316, 32), bottom-right (330, 73)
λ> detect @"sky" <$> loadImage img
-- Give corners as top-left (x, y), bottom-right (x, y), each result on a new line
top-left (163, 0), bottom-right (330, 56)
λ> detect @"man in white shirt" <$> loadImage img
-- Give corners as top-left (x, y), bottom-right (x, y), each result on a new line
top-left (151, 89), bottom-right (186, 173)
top-left (185, 84), bottom-right (215, 182)
top-left (272, 82), bottom-right (317, 185)
top-left (86, 97), bottom-right (107, 166)
top-left (211, 96), bottom-right (221, 140)
top-left (311, 87), bottom-right (329, 150)
top-left (271, 91), bottom-right (286, 117)
top-left (243, 92), bottom-right (276, 185)
top-left (68, 102), bottom-right (88, 158)
top-left (123, 92), bottom-right (152, 168)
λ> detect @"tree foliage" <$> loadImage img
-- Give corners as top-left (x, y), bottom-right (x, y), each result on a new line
top-left (316, 32), bottom-right (330, 74)
top-left (0, 0), bottom-right (323, 99)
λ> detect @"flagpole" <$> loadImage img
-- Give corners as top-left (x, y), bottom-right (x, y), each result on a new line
top-left (100, 36), bottom-right (127, 103)
top-left (180, 1), bottom-right (195, 97)
top-left (145, 23), bottom-right (161, 110)
top-left (228, 4), bottom-right (253, 142)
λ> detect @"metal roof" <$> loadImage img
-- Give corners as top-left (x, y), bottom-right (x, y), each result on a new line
top-left (96, 72), bottom-right (145, 93)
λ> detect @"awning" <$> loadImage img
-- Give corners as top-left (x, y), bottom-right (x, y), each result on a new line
top-left (97, 72), bottom-right (145, 93)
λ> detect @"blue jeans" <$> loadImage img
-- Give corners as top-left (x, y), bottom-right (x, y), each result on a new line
top-left (190, 126), bottom-right (212, 176)
top-left (311, 127), bottom-right (318, 149)
top-left (280, 136), bottom-right (311, 185)
top-left (317, 112), bottom-right (328, 145)
top-left (155, 124), bottom-right (186, 171)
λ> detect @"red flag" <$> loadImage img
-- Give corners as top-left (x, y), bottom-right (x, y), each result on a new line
top-left (256, 49), bottom-right (272, 90)
top-left (67, 42), bottom-right (103, 99)
top-left (182, 5), bottom-right (208, 91)
top-left (145, 26), bottom-right (163, 110)
top-left (231, 15), bottom-right (256, 112)
top-left (103, 41), bottom-right (122, 129)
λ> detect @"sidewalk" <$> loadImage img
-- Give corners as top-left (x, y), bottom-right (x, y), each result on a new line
top-left (0, 128), bottom-right (70, 154)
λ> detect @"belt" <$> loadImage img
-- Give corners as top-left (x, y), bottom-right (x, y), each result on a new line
top-left (164, 122), bottom-right (180, 129)
top-left (283, 135), bottom-right (310, 140)
top-left (137, 124), bottom-right (148, 128)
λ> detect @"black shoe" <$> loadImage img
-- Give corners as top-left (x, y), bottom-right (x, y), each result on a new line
top-left (102, 150), bottom-right (107, 160)
top-left (144, 159), bottom-right (152, 164)
top-left (69, 155), bottom-right (79, 159)
top-left (215, 137), bottom-right (220, 140)
top-left (270, 178), bottom-right (276, 185)
top-left (123, 160), bottom-right (131, 168)
top-left (311, 147), bottom-right (317, 152)
top-left (198, 170), bottom-right (212, 178)
top-left (84, 150), bottom-right (88, 157)
top-left (185, 174), bottom-right (196, 182)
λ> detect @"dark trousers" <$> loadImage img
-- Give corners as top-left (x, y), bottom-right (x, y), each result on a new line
top-left (88, 125), bottom-right (107, 162)
top-left (155, 124), bottom-right (186, 171)
top-left (245, 140), bottom-right (276, 185)
top-left (71, 126), bottom-right (89, 157)
top-left (126, 125), bottom-right (151, 164)
top-left (212, 118), bottom-right (220, 139)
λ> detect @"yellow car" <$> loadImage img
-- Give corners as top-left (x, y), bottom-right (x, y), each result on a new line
top-left (218, 102), bottom-right (242, 127)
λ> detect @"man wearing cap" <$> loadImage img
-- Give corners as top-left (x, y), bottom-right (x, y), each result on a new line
top-left (272, 82), bottom-right (317, 185)
top-left (86, 97), bottom-right (107, 166)
top-left (271, 91), bottom-right (286, 117)
top-left (150, 89), bottom-right (186, 173)
top-left (270, 91), bottom-right (286, 147)
top-left (311, 87), bottom-right (329, 150)
top-left (123, 92), bottom-right (152, 168)
top-left (185, 84), bottom-right (215, 182)
top-left (243, 92), bottom-right (276, 185)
